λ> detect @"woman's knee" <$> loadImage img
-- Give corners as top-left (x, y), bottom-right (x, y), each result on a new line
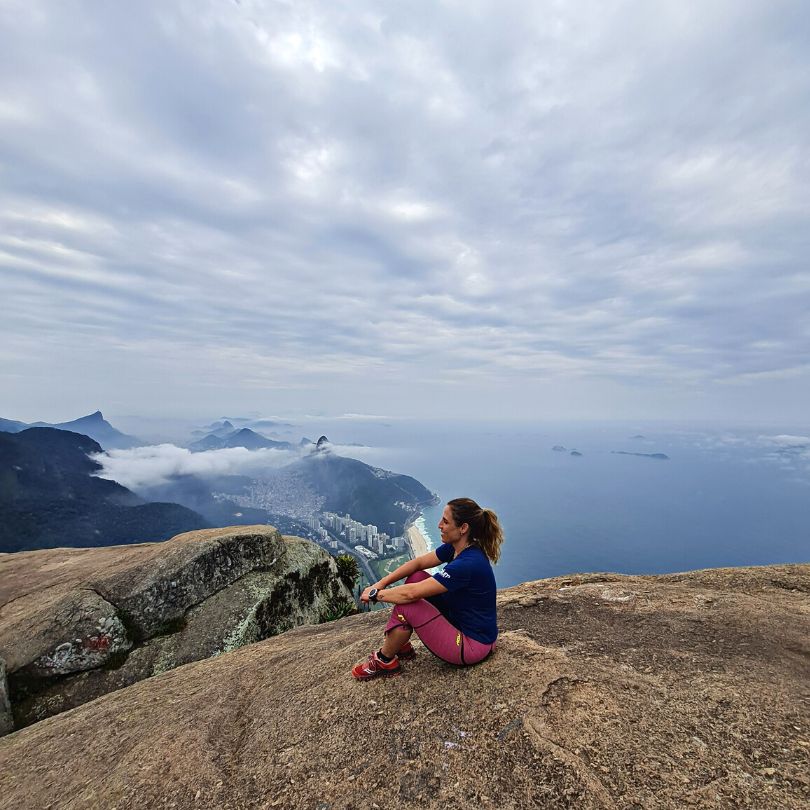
top-left (405, 570), bottom-right (430, 584)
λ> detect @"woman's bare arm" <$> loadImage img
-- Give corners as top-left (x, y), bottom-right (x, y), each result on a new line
top-left (360, 550), bottom-right (444, 604)
top-left (374, 550), bottom-right (442, 589)
top-left (379, 574), bottom-right (448, 604)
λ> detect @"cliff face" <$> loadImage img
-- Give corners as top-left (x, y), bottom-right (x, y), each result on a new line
top-left (0, 563), bottom-right (807, 809)
top-left (0, 526), bottom-right (354, 732)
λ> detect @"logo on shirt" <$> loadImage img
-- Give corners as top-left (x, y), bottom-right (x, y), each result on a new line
top-left (438, 571), bottom-right (450, 579)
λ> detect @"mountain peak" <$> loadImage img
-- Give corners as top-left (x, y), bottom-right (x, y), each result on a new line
top-left (65, 410), bottom-right (106, 425)
top-left (52, 412), bottom-right (140, 449)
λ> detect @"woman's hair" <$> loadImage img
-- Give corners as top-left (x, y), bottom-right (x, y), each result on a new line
top-left (447, 497), bottom-right (504, 564)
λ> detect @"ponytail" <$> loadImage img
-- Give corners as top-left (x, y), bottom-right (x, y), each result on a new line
top-left (478, 507), bottom-right (504, 564)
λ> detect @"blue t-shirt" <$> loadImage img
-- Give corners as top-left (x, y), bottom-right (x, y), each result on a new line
top-left (431, 542), bottom-right (498, 645)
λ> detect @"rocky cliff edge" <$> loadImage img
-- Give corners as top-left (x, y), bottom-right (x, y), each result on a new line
top-left (0, 526), bottom-right (354, 732)
top-left (0, 563), bottom-right (808, 809)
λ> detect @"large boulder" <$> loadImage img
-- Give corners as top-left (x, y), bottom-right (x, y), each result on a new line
top-left (0, 526), bottom-right (354, 731)
top-left (0, 564), bottom-right (807, 809)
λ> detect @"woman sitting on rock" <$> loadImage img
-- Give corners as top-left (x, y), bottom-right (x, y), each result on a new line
top-left (352, 497), bottom-right (503, 680)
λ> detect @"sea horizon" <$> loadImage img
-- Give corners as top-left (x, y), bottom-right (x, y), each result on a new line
top-left (330, 419), bottom-right (810, 591)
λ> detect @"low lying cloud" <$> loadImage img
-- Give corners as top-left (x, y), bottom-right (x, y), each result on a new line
top-left (332, 413), bottom-right (397, 421)
top-left (758, 434), bottom-right (810, 447)
top-left (314, 443), bottom-right (391, 465)
top-left (91, 440), bottom-right (393, 491)
top-left (91, 444), bottom-right (297, 491)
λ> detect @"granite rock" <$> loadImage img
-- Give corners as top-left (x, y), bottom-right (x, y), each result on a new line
top-left (0, 526), bottom-right (354, 731)
top-left (0, 563), bottom-right (807, 809)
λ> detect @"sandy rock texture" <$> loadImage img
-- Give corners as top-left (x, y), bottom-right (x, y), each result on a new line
top-left (0, 526), bottom-right (354, 732)
top-left (0, 563), bottom-right (807, 809)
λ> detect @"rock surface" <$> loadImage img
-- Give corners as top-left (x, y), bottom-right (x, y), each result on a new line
top-left (0, 659), bottom-right (10, 737)
top-left (1, 563), bottom-right (808, 809)
top-left (0, 526), bottom-right (354, 731)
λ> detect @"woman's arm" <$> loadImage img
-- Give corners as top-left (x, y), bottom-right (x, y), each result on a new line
top-left (378, 575), bottom-right (448, 604)
top-left (360, 550), bottom-right (443, 603)
top-left (374, 550), bottom-right (442, 589)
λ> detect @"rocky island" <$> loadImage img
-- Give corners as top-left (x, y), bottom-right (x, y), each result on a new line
top-left (611, 451), bottom-right (670, 460)
top-left (0, 545), bottom-right (807, 809)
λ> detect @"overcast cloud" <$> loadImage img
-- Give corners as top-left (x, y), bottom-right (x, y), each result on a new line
top-left (2, 1), bottom-right (809, 423)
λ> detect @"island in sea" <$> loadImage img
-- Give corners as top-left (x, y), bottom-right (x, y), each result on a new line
top-left (611, 450), bottom-right (670, 460)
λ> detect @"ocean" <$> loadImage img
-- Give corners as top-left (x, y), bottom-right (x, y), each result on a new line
top-left (316, 419), bottom-right (810, 590)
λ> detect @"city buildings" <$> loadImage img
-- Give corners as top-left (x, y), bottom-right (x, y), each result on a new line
top-left (319, 511), bottom-right (406, 556)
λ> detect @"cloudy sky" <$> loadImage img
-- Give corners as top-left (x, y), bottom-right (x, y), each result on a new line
top-left (2, 0), bottom-right (808, 425)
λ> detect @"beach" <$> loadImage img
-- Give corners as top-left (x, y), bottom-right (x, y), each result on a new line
top-left (405, 522), bottom-right (429, 558)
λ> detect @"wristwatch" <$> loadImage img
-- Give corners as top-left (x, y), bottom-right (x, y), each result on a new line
top-left (369, 587), bottom-right (382, 603)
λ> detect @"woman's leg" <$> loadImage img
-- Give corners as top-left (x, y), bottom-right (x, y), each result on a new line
top-left (380, 626), bottom-right (412, 659)
top-left (380, 571), bottom-right (427, 657)
top-left (408, 607), bottom-right (493, 666)
top-left (383, 572), bottom-right (494, 666)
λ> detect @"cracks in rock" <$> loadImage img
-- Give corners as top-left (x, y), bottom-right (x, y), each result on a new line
top-left (524, 715), bottom-right (617, 809)
top-left (0, 581), bottom-right (70, 613)
top-left (91, 549), bottom-right (283, 641)
top-left (192, 556), bottom-right (282, 614)
top-left (538, 675), bottom-right (582, 706)
top-left (81, 585), bottom-right (122, 614)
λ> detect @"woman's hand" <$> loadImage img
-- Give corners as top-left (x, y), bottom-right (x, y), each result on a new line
top-left (360, 583), bottom-right (383, 604)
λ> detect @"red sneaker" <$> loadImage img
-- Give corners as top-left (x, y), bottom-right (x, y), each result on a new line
top-left (397, 641), bottom-right (417, 661)
top-left (351, 650), bottom-right (401, 680)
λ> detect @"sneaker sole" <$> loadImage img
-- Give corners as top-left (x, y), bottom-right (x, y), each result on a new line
top-left (353, 668), bottom-right (401, 680)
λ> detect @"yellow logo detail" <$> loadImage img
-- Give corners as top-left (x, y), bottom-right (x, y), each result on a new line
top-left (456, 633), bottom-right (461, 647)
top-left (398, 613), bottom-right (407, 623)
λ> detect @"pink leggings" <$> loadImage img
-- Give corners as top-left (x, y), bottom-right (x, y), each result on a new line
top-left (384, 571), bottom-right (496, 666)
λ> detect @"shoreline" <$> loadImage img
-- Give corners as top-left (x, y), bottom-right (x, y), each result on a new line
top-left (405, 523), bottom-right (429, 559)
top-left (403, 495), bottom-right (440, 560)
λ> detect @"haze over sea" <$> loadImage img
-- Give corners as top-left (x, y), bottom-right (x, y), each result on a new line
top-left (302, 418), bottom-right (810, 590)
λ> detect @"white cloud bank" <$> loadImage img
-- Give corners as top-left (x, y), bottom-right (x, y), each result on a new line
top-left (91, 440), bottom-right (392, 491)
top-left (91, 444), bottom-right (296, 490)
top-left (759, 435), bottom-right (810, 447)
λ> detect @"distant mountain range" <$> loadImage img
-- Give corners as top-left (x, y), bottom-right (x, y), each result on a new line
top-left (225, 417), bottom-right (293, 430)
top-left (190, 419), bottom-right (236, 438)
top-left (0, 416), bottom-right (436, 553)
top-left (0, 429), bottom-right (208, 553)
top-left (189, 427), bottom-right (294, 452)
top-left (137, 436), bottom-right (435, 538)
top-left (0, 411), bottom-right (140, 450)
